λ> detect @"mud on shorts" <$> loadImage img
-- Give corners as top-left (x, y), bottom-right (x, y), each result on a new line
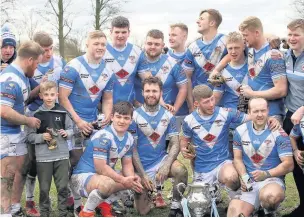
top-left (145, 155), bottom-right (168, 184)
top-left (70, 172), bottom-right (95, 198)
top-left (0, 132), bottom-right (27, 159)
top-left (234, 177), bottom-right (285, 210)
top-left (194, 160), bottom-right (233, 184)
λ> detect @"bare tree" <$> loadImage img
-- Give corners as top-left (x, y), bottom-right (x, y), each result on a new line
top-left (91, 0), bottom-right (127, 30)
top-left (38, 0), bottom-right (74, 58)
top-left (293, 0), bottom-right (304, 18)
top-left (18, 8), bottom-right (40, 40)
top-left (1, 0), bottom-right (16, 24)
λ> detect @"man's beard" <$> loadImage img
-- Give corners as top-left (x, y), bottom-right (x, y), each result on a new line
top-left (146, 50), bottom-right (162, 59)
top-left (144, 96), bottom-right (160, 112)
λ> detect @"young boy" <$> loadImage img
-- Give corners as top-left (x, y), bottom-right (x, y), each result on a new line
top-left (26, 81), bottom-right (73, 217)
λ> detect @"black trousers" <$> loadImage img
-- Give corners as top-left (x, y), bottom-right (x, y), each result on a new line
top-left (283, 110), bottom-right (304, 206)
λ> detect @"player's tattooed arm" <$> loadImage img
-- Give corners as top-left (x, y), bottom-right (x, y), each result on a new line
top-left (156, 135), bottom-right (180, 183)
top-left (132, 139), bottom-right (154, 191)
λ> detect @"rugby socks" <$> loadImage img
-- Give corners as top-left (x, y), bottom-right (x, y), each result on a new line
top-left (10, 203), bottom-right (21, 214)
top-left (83, 189), bottom-right (106, 212)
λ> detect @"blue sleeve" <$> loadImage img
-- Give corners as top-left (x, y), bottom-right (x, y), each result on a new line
top-left (104, 74), bottom-right (114, 92)
top-left (290, 124), bottom-right (301, 138)
top-left (182, 49), bottom-right (195, 70)
top-left (266, 53), bottom-right (286, 80)
top-left (220, 47), bottom-right (228, 60)
top-left (181, 119), bottom-right (192, 138)
top-left (0, 81), bottom-right (19, 107)
top-left (276, 129), bottom-right (293, 157)
top-left (213, 83), bottom-right (225, 93)
top-left (227, 108), bottom-right (247, 126)
top-left (173, 64), bottom-right (187, 86)
top-left (233, 130), bottom-right (243, 151)
top-left (29, 78), bottom-right (39, 90)
top-left (59, 66), bottom-right (78, 90)
top-left (92, 137), bottom-right (111, 160)
top-left (168, 116), bottom-right (178, 137)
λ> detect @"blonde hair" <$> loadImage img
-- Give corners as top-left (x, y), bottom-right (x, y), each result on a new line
top-left (226, 31), bottom-right (244, 44)
top-left (40, 81), bottom-right (57, 93)
top-left (200, 9), bottom-right (222, 28)
top-left (17, 41), bottom-right (44, 59)
top-left (239, 16), bottom-right (263, 32)
top-left (87, 30), bottom-right (106, 42)
top-left (193, 85), bottom-right (213, 101)
top-left (170, 23), bottom-right (188, 34)
top-left (287, 19), bottom-right (304, 31)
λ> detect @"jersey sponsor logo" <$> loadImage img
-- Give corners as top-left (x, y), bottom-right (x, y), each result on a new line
top-left (60, 76), bottom-right (74, 84)
top-left (101, 74), bottom-right (109, 81)
top-left (129, 55), bottom-right (136, 64)
top-left (161, 65), bottom-right (169, 74)
top-left (4, 83), bottom-right (15, 90)
top-left (192, 125), bottom-right (201, 130)
top-left (125, 144), bottom-right (130, 150)
top-left (117, 55), bottom-right (125, 61)
top-left (128, 129), bottom-right (136, 134)
top-left (0, 92), bottom-right (16, 100)
top-left (110, 147), bottom-right (118, 152)
top-left (33, 75), bottom-right (43, 80)
top-left (80, 74), bottom-right (89, 79)
top-left (214, 119), bottom-right (223, 127)
top-left (93, 147), bottom-right (107, 153)
top-left (253, 139), bottom-right (261, 145)
top-left (160, 118), bottom-right (169, 126)
top-left (242, 140), bottom-right (250, 146)
top-left (139, 123), bottom-right (148, 128)
top-left (22, 89), bottom-right (27, 94)
top-left (233, 141), bottom-right (241, 147)
top-left (105, 58), bottom-right (115, 63)
top-left (55, 117), bottom-right (61, 121)
top-left (193, 51), bottom-right (202, 57)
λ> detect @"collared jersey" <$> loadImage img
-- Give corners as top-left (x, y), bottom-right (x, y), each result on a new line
top-left (28, 55), bottom-right (65, 112)
top-left (0, 64), bottom-right (30, 134)
top-left (234, 122), bottom-right (292, 179)
top-left (132, 105), bottom-right (178, 171)
top-left (73, 125), bottom-right (134, 174)
top-left (247, 43), bottom-right (287, 116)
top-left (59, 55), bottom-right (114, 122)
top-left (183, 34), bottom-right (227, 87)
top-left (182, 107), bottom-right (247, 173)
top-left (103, 43), bottom-right (143, 104)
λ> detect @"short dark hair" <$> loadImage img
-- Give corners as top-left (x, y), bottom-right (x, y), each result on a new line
top-left (146, 29), bottom-right (164, 41)
top-left (111, 16), bottom-right (130, 29)
top-left (142, 76), bottom-right (163, 91)
top-left (112, 101), bottom-right (133, 117)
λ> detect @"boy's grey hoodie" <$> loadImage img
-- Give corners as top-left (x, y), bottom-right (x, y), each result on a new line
top-left (26, 103), bottom-right (73, 162)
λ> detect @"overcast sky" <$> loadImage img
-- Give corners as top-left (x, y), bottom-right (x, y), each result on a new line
top-left (16, 0), bottom-right (298, 46)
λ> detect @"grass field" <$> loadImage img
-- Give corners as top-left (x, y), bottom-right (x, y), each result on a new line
top-left (21, 155), bottom-right (300, 217)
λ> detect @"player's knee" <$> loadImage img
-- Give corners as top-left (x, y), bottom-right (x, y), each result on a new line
top-left (96, 177), bottom-right (116, 197)
top-left (224, 175), bottom-right (240, 191)
top-left (261, 193), bottom-right (283, 212)
top-left (173, 164), bottom-right (188, 181)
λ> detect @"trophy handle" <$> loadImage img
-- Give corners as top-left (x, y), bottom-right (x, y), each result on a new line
top-left (176, 182), bottom-right (187, 198)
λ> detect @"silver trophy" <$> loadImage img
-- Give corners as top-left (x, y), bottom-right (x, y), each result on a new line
top-left (177, 182), bottom-right (212, 217)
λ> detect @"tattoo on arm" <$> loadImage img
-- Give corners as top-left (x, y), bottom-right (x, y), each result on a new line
top-left (132, 139), bottom-right (146, 177)
top-left (166, 135), bottom-right (180, 166)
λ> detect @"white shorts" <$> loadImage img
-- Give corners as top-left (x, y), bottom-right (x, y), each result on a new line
top-left (235, 177), bottom-right (285, 209)
top-left (194, 160), bottom-right (233, 184)
top-left (70, 172), bottom-right (94, 198)
top-left (0, 132), bottom-right (27, 159)
top-left (145, 155), bottom-right (168, 182)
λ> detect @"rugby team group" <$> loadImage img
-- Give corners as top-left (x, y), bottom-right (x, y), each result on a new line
top-left (1, 7), bottom-right (304, 217)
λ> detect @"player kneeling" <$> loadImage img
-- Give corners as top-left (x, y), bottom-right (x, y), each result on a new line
top-left (70, 101), bottom-right (143, 217)
top-left (228, 98), bottom-right (294, 216)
